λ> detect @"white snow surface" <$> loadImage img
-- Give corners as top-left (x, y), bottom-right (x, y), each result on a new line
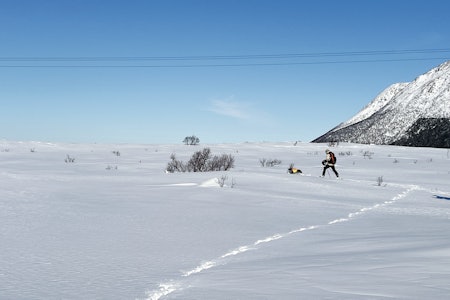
top-left (1, 140), bottom-right (449, 299)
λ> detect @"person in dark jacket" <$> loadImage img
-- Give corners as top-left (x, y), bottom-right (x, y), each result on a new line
top-left (321, 149), bottom-right (339, 177)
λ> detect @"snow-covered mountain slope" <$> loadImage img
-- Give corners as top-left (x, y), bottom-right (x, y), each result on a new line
top-left (332, 82), bottom-right (408, 132)
top-left (313, 60), bottom-right (450, 147)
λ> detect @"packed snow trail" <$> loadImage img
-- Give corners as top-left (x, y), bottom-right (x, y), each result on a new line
top-left (144, 186), bottom-right (418, 300)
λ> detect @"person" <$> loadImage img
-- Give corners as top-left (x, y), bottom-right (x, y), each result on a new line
top-left (321, 149), bottom-right (339, 177)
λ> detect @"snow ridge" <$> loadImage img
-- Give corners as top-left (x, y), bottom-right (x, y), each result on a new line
top-left (144, 185), bottom-right (417, 300)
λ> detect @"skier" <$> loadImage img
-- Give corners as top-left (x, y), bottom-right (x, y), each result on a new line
top-left (321, 149), bottom-right (339, 178)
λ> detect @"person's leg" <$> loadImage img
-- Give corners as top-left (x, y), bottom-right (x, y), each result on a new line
top-left (322, 165), bottom-right (328, 176)
top-left (331, 166), bottom-right (339, 177)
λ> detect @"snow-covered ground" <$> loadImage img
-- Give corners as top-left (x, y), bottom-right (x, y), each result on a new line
top-left (1, 140), bottom-right (449, 299)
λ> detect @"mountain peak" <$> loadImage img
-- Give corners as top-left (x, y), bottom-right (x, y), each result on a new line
top-left (313, 60), bottom-right (450, 147)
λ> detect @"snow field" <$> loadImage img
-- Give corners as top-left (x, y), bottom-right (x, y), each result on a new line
top-left (0, 141), bottom-right (449, 299)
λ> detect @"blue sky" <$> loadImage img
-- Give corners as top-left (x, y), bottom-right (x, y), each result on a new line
top-left (1, 0), bottom-right (450, 144)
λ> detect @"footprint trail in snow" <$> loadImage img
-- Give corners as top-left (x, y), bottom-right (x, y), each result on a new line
top-left (145, 186), bottom-right (418, 300)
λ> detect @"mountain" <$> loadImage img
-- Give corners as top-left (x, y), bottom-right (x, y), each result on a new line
top-left (313, 60), bottom-right (450, 148)
top-left (391, 118), bottom-right (450, 148)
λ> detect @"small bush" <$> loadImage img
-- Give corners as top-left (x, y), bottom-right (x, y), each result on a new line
top-left (328, 141), bottom-right (339, 147)
top-left (307, 151), bottom-right (319, 156)
top-left (259, 158), bottom-right (266, 167)
top-left (207, 153), bottom-right (235, 172)
top-left (377, 176), bottom-right (384, 186)
top-left (338, 151), bottom-right (353, 156)
top-left (362, 150), bottom-right (374, 159)
top-left (166, 153), bottom-right (187, 173)
top-left (65, 155), bottom-right (75, 163)
top-left (166, 148), bottom-right (234, 173)
top-left (216, 175), bottom-right (236, 188)
top-left (259, 158), bottom-right (282, 167)
top-left (183, 135), bottom-right (200, 145)
top-left (217, 175), bottom-right (228, 187)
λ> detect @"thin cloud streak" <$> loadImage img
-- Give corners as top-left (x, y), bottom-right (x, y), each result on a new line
top-left (208, 99), bottom-right (251, 120)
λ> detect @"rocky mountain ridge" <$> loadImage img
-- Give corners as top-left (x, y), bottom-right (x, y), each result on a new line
top-left (313, 60), bottom-right (450, 148)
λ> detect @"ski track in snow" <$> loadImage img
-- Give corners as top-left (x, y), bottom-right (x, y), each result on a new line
top-left (143, 185), bottom-right (419, 300)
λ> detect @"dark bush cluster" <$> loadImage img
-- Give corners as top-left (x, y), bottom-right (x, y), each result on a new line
top-left (166, 148), bottom-right (235, 173)
top-left (183, 135), bottom-right (200, 145)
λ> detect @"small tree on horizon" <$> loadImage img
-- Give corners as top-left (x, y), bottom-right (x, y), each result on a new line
top-left (183, 135), bottom-right (200, 145)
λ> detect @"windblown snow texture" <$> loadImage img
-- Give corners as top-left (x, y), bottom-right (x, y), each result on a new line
top-left (313, 60), bottom-right (450, 147)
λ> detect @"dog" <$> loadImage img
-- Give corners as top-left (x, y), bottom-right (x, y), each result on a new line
top-left (288, 167), bottom-right (302, 174)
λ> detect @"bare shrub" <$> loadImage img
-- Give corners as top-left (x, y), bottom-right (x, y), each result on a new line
top-left (65, 155), bottom-right (75, 163)
top-left (187, 148), bottom-right (211, 172)
top-left (259, 158), bottom-right (282, 167)
top-left (217, 175), bottom-right (228, 187)
top-left (208, 154), bottom-right (235, 171)
top-left (328, 141), bottom-right (339, 147)
top-left (267, 159), bottom-right (282, 167)
top-left (216, 175), bottom-right (236, 188)
top-left (166, 153), bottom-right (187, 173)
top-left (166, 148), bottom-right (234, 173)
top-left (259, 158), bottom-right (267, 167)
top-left (362, 150), bottom-right (374, 159)
top-left (339, 151), bottom-right (353, 156)
top-left (307, 151), bottom-right (319, 156)
top-left (377, 176), bottom-right (384, 186)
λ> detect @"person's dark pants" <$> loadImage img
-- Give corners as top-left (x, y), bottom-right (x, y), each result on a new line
top-left (322, 164), bottom-right (339, 177)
